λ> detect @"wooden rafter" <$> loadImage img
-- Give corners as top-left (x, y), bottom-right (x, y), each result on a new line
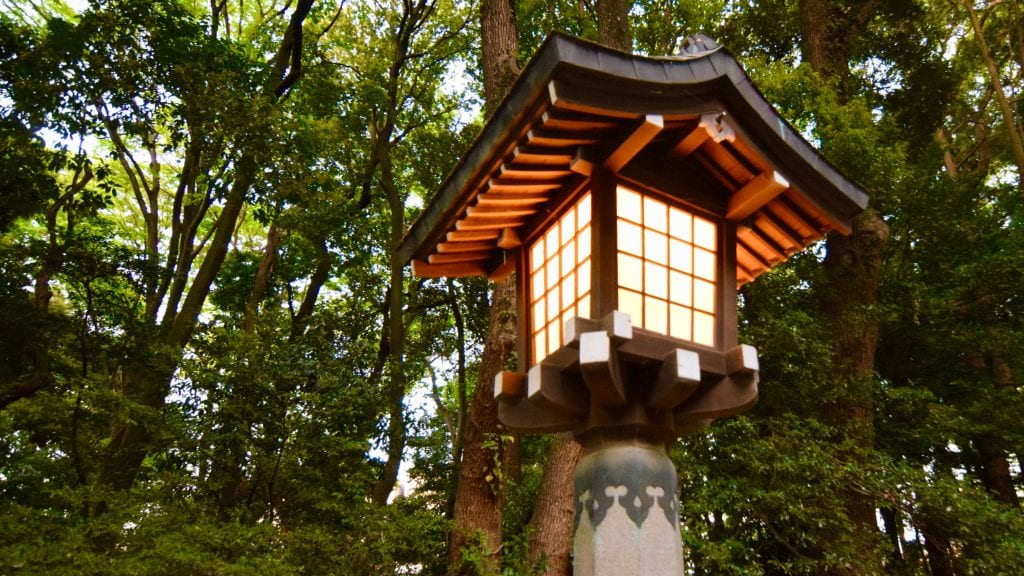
top-left (539, 110), bottom-right (619, 132)
top-left (466, 205), bottom-right (538, 218)
top-left (738, 226), bottom-right (786, 264)
top-left (525, 129), bottom-right (602, 147)
top-left (605, 114), bottom-right (664, 173)
top-left (437, 241), bottom-right (494, 253)
top-left (447, 230), bottom-right (500, 242)
top-left (411, 260), bottom-right (487, 278)
top-left (726, 170), bottom-right (789, 221)
top-left (671, 126), bottom-right (710, 157)
top-left (428, 251), bottom-right (491, 264)
top-left (487, 179), bottom-right (562, 193)
top-left (765, 198), bottom-right (819, 242)
top-left (752, 213), bottom-right (801, 255)
top-left (511, 146), bottom-right (575, 165)
top-left (497, 165), bottom-right (573, 180)
top-left (476, 193), bottom-right (551, 207)
top-left (455, 218), bottom-right (526, 231)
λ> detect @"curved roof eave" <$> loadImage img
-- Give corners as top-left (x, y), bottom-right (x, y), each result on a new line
top-left (399, 32), bottom-right (869, 266)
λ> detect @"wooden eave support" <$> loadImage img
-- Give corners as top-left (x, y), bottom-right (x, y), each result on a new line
top-left (487, 179), bottom-right (562, 193)
top-left (579, 331), bottom-right (627, 406)
top-left (752, 213), bottom-right (801, 255)
top-left (528, 362), bottom-right (589, 415)
top-left (498, 164), bottom-right (573, 180)
top-left (671, 112), bottom-right (736, 158)
top-left (738, 225), bottom-right (787, 264)
top-left (465, 205), bottom-right (538, 218)
top-left (447, 230), bottom-right (500, 242)
top-left (511, 145), bottom-right (576, 165)
top-left (726, 170), bottom-right (789, 221)
top-left (411, 260), bottom-right (487, 278)
top-left (785, 190), bottom-right (847, 235)
top-left (437, 241), bottom-right (494, 253)
top-left (497, 227), bottom-right (521, 249)
top-left (539, 109), bottom-right (619, 132)
top-left (671, 126), bottom-right (710, 157)
top-left (765, 199), bottom-right (820, 243)
top-left (455, 218), bottom-right (525, 231)
top-left (476, 193), bottom-right (551, 207)
top-left (736, 242), bottom-right (770, 276)
top-left (487, 255), bottom-right (516, 281)
top-left (526, 128), bottom-right (602, 147)
top-left (428, 251), bottom-right (490, 264)
top-left (605, 114), bottom-right (664, 173)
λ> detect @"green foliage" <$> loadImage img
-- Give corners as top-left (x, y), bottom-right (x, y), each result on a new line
top-left (2, 0), bottom-right (1024, 574)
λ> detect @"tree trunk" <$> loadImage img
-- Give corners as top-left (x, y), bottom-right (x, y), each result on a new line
top-left (449, 0), bottom-right (520, 570)
top-left (527, 434), bottom-right (582, 576)
top-left (879, 506), bottom-right (905, 568)
top-left (479, 0), bottom-right (519, 115)
top-left (95, 0), bottom-right (316, 499)
top-left (962, 0), bottom-right (1024, 193)
top-left (798, 0), bottom-right (835, 78)
top-left (798, 4), bottom-right (888, 573)
top-left (450, 277), bottom-right (516, 575)
top-left (244, 224), bottom-right (283, 333)
top-left (819, 209), bottom-right (889, 574)
top-left (974, 435), bottom-right (1020, 507)
top-left (372, 102), bottom-right (410, 505)
top-left (596, 0), bottom-right (632, 52)
top-left (922, 527), bottom-right (955, 576)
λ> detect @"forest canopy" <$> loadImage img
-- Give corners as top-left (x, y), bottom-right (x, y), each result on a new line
top-left (1, 0), bottom-right (1022, 575)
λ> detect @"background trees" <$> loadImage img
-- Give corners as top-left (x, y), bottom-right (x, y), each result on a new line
top-left (1, 0), bottom-right (1022, 575)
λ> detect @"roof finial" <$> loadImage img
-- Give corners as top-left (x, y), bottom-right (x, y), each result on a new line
top-left (672, 34), bottom-right (721, 60)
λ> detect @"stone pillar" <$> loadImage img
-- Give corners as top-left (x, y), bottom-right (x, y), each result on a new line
top-left (572, 438), bottom-right (683, 576)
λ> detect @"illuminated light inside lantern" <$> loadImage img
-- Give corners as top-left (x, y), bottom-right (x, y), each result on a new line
top-left (528, 194), bottom-right (593, 364)
top-left (616, 185), bottom-right (717, 346)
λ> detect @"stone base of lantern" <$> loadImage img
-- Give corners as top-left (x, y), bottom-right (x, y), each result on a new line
top-left (572, 438), bottom-right (683, 576)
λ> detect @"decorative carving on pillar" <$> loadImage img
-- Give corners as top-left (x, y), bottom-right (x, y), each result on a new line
top-left (572, 441), bottom-right (684, 576)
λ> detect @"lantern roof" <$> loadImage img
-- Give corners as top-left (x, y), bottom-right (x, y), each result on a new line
top-left (398, 33), bottom-right (868, 285)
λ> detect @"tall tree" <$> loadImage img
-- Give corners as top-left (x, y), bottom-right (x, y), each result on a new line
top-left (447, 6), bottom-right (518, 570)
top-left (795, 2), bottom-right (890, 573)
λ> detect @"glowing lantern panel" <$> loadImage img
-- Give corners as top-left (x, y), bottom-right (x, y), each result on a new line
top-left (616, 185), bottom-right (717, 347)
top-left (529, 194), bottom-right (593, 364)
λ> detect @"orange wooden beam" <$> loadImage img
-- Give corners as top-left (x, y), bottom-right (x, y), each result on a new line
top-left (726, 170), bottom-right (789, 221)
top-left (605, 114), bottom-right (664, 173)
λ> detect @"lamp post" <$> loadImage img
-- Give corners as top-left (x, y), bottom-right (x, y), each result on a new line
top-left (399, 33), bottom-right (868, 575)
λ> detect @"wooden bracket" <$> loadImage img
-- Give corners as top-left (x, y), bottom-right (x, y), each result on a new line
top-left (605, 114), bottom-right (664, 173)
top-left (725, 344), bottom-right (759, 375)
top-left (579, 331), bottom-right (627, 407)
top-left (726, 170), bottom-right (789, 221)
top-left (486, 255), bottom-right (516, 281)
top-left (411, 259), bottom-right (487, 278)
top-left (673, 371), bottom-right (758, 422)
top-left (528, 362), bottom-right (589, 415)
top-left (494, 311), bottom-right (759, 440)
top-left (565, 310), bottom-right (632, 346)
top-left (702, 112), bottom-right (736, 143)
top-left (570, 148), bottom-right (596, 176)
top-left (498, 395), bottom-right (576, 433)
top-left (648, 348), bottom-right (702, 409)
top-left (671, 112), bottom-right (735, 158)
top-left (494, 371), bottom-right (525, 400)
top-left (497, 227), bottom-right (521, 249)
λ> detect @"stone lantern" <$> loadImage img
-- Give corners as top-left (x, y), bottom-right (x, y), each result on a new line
top-left (399, 33), bottom-right (867, 576)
